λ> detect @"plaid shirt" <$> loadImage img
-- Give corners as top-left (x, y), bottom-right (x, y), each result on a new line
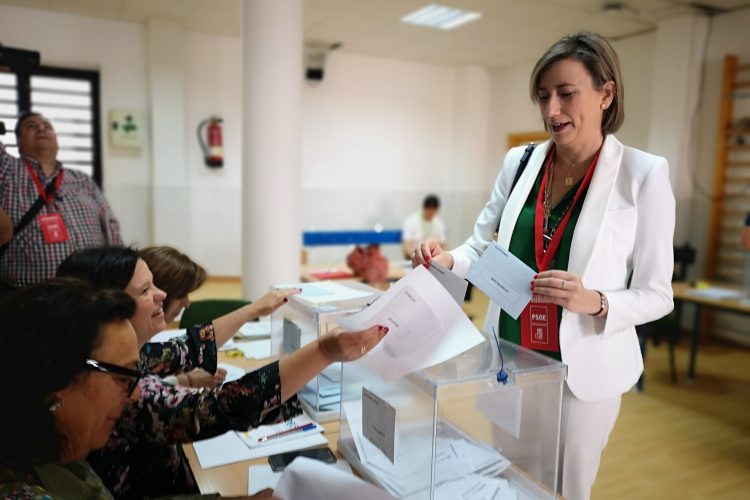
top-left (0, 141), bottom-right (122, 287)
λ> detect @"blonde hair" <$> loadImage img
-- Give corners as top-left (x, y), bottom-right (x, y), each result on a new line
top-left (530, 32), bottom-right (624, 134)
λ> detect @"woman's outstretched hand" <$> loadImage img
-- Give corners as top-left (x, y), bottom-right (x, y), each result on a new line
top-left (318, 325), bottom-right (389, 362)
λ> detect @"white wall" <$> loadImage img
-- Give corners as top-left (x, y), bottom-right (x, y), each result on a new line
top-left (5, 3), bottom-right (748, 281)
top-left (0, 5), bottom-right (152, 247)
top-left (0, 5), bottom-right (494, 274)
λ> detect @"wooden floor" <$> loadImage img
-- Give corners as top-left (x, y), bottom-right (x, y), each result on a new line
top-left (192, 278), bottom-right (750, 499)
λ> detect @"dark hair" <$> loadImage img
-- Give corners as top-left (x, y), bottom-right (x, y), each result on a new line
top-left (14, 111), bottom-right (43, 138)
top-left (529, 32), bottom-right (624, 135)
top-left (0, 279), bottom-right (135, 466)
top-left (423, 194), bottom-right (440, 210)
top-left (140, 246), bottom-right (206, 312)
top-left (57, 247), bottom-right (140, 290)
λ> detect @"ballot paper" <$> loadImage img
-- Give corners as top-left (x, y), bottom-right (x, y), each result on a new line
top-left (248, 460), bottom-right (354, 495)
top-left (218, 362), bottom-right (246, 384)
top-left (428, 259), bottom-right (468, 305)
top-left (277, 281), bottom-right (375, 304)
top-left (466, 242), bottom-right (535, 319)
top-left (299, 365), bottom-right (343, 410)
top-left (274, 457), bottom-right (395, 500)
top-left (237, 319), bottom-right (273, 339)
top-left (342, 400), bottom-right (511, 499)
top-left (426, 474), bottom-right (518, 500)
top-left (336, 266), bottom-right (484, 382)
top-left (193, 430), bottom-right (327, 469)
top-left (234, 339), bottom-right (272, 359)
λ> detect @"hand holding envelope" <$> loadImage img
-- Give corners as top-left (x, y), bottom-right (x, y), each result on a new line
top-left (466, 241), bottom-right (536, 319)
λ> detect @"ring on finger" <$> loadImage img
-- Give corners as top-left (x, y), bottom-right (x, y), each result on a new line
top-left (360, 345), bottom-right (367, 355)
top-left (561, 279), bottom-right (567, 289)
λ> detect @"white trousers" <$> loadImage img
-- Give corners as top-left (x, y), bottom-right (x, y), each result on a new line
top-left (558, 384), bottom-right (622, 500)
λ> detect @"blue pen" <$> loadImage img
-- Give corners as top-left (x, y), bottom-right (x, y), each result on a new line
top-left (258, 422), bottom-right (316, 443)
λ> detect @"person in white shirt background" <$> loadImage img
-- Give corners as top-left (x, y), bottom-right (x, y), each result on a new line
top-left (402, 194), bottom-right (447, 259)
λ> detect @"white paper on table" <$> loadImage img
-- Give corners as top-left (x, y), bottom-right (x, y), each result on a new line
top-left (276, 281), bottom-right (375, 304)
top-left (275, 457), bottom-right (396, 500)
top-left (248, 461), bottom-right (353, 495)
top-left (193, 430), bottom-right (328, 469)
top-left (237, 319), bottom-right (273, 339)
top-left (218, 339), bottom-right (237, 351)
top-left (336, 266), bottom-right (484, 382)
top-left (685, 287), bottom-right (743, 300)
top-left (218, 362), bottom-right (246, 384)
top-left (192, 431), bottom-right (254, 469)
top-left (234, 339), bottom-right (272, 359)
top-left (466, 241), bottom-right (535, 319)
top-left (149, 328), bottom-right (186, 343)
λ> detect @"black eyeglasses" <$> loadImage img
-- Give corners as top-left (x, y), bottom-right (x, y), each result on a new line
top-left (84, 359), bottom-right (143, 396)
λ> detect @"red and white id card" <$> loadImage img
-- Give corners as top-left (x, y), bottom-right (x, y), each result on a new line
top-left (38, 213), bottom-right (70, 244)
top-left (520, 296), bottom-right (559, 353)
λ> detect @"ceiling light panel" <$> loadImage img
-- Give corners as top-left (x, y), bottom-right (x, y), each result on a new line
top-left (401, 4), bottom-right (482, 31)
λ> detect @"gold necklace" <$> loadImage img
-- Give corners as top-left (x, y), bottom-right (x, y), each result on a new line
top-left (560, 157), bottom-right (576, 186)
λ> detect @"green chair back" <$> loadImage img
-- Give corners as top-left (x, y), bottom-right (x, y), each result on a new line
top-left (179, 299), bottom-right (250, 329)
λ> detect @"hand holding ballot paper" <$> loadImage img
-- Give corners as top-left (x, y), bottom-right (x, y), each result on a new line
top-left (336, 266), bottom-right (484, 382)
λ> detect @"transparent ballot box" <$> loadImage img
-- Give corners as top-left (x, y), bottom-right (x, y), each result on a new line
top-left (338, 336), bottom-right (566, 499)
top-left (271, 280), bottom-right (380, 422)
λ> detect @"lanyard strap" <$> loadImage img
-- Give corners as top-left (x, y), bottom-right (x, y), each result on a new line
top-left (534, 146), bottom-right (600, 271)
top-left (24, 160), bottom-right (63, 205)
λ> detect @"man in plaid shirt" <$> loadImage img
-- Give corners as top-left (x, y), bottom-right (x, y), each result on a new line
top-left (0, 112), bottom-right (122, 288)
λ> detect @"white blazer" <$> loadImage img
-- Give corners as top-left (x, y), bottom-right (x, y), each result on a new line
top-left (450, 135), bottom-right (675, 402)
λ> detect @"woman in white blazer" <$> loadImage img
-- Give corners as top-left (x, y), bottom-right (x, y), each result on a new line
top-left (413, 33), bottom-right (675, 500)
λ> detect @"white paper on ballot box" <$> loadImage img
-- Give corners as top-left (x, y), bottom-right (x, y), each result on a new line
top-left (336, 266), bottom-right (484, 382)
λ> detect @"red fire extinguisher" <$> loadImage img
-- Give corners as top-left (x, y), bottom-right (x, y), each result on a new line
top-left (197, 116), bottom-right (224, 167)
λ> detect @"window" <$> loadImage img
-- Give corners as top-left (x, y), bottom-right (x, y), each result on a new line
top-left (0, 66), bottom-right (102, 185)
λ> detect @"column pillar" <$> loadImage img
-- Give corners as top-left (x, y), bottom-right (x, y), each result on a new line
top-left (241, 0), bottom-right (303, 298)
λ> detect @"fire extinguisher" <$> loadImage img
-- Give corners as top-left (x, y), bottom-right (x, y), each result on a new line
top-left (197, 116), bottom-right (223, 167)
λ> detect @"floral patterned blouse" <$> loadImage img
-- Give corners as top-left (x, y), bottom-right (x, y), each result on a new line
top-left (87, 323), bottom-right (301, 499)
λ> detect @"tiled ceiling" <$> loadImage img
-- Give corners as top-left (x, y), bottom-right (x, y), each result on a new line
top-left (1, 0), bottom-right (749, 68)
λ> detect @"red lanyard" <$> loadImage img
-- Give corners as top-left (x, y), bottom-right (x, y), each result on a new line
top-left (533, 146), bottom-right (600, 272)
top-left (24, 160), bottom-right (63, 205)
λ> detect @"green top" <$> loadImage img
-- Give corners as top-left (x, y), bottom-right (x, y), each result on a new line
top-left (0, 459), bottom-right (218, 500)
top-left (498, 166), bottom-right (589, 361)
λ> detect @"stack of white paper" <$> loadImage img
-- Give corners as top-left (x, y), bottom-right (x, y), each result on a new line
top-left (343, 400), bottom-right (511, 499)
top-left (428, 474), bottom-right (517, 500)
top-left (350, 429), bottom-right (511, 498)
top-left (234, 339), bottom-right (272, 359)
top-left (299, 366), bottom-right (341, 411)
top-left (237, 319), bottom-right (273, 339)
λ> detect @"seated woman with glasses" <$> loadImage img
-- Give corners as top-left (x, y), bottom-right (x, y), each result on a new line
top-left (0, 280), bottom-right (142, 498)
top-left (57, 246), bottom-right (388, 499)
